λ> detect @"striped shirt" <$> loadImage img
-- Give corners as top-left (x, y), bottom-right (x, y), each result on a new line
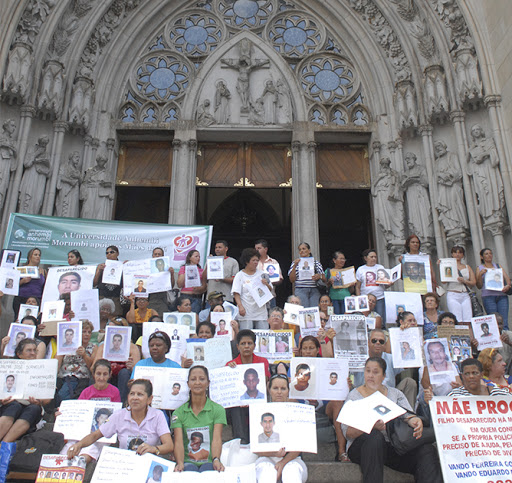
top-left (288, 259), bottom-right (324, 288)
top-left (447, 386), bottom-right (510, 396)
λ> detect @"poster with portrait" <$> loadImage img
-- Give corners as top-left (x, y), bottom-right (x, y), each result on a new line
top-left (206, 256), bottom-right (224, 280)
top-left (264, 262), bottom-right (280, 282)
top-left (388, 327), bottom-right (424, 369)
top-left (186, 337), bottom-right (232, 370)
top-left (104, 326), bottom-right (132, 362)
top-left (41, 300), bottom-right (65, 322)
top-left (162, 311), bottom-right (196, 333)
top-left (0, 249), bottom-right (20, 269)
top-left (17, 303), bottom-right (39, 321)
top-left (0, 266), bottom-right (19, 296)
top-left (471, 314), bottom-right (502, 350)
top-left (439, 258), bottom-right (458, 283)
top-left (42, 265), bottom-right (96, 308)
top-left (375, 267), bottom-right (392, 285)
top-left (57, 321), bottom-right (82, 356)
top-left (423, 338), bottom-right (457, 384)
top-left (16, 265), bottom-right (39, 279)
top-left (289, 357), bottom-right (349, 401)
top-left (133, 366), bottom-right (189, 410)
top-left (437, 325), bottom-right (471, 364)
top-left (210, 311), bottom-right (232, 339)
top-left (402, 254), bottom-right (432, 294)
top-left (298, 307), bottom-right (321, 337)
top-left (249, 402), bottom-right (317, 453)
top-left (131, 274), bottom-right (149, 297)
top-left (484, 268), bottom-right (504, 291)
top-left (283, 302), bottom-right (302, 326)
top-left (248, 277), bottom-right (273, 308)
top-left (344, 295), bottom-right (369, 313)
top-left (384, 291), bottom-right (423, 326)
top-left (253, 330), bottom-right (294, 363)
top-left (141, 322), bottom-right (188, 364)
top-left (122, 258), bottom-right (150, 295)
top-left (209, 363), bottom-right (267, 408)
top-left (328, 314), bottom-right (368, 371)
top-left (70, 288), bottom-right (100, 330)
top-left (185, 265), bottom-right (201, 288)
top-left (0, 359), bottom-right (57, 399)
top-left (54, 400), bottom-right (121, 443)
top-left (102, 259), bottom-right (123, 285)
top-left (329, 269), bottom-right (344, 289)
top-left (4, 323), bottom-right (36, 357)
top-left (297, 257), bottom-right (314, 280)
top-left (150, 256), bottom-right (171, 274)
top-left (35, 455), bottom-right (85, 483)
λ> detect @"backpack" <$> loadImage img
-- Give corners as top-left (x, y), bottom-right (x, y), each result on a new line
top-left (9, 430), bottom-right (65, 472)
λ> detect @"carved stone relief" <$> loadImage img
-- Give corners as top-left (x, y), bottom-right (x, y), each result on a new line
top-left (2, 44), bottom-right (33, 101)
top-left (13, 0), bottom-right (57, 46)
top-left (37, 60), bottom-right (65, 116)
top-left (196, 99), bottom-right (216, 127)
top-left (55, 151), bottom-right (81, 218)
top-left (80, 154), bottom-right (113, 220)
top-left (395, 80), bottom-right (418, 128)
top-left (214, 80), bottom-right (231, 124)
top-left (455, 49), bottom-right (482, 104)
top-left (68, 77), bottom-right (95, 128)
top-left (424, 65), bottom-right (449, 118)
top-left (0, 120), bottom-right (17, 212)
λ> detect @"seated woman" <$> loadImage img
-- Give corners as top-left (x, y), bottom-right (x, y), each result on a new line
top-left (176, 296), bottom-right (200, 327)
top-left (127, 296), bottom-right (158, 342)
top-left (1, 316), bottom-right (46, 359)
top-left (91, 298), bottom-right (128, 345)
top-left (172, 366), bottom-right (226, 473)
top-left (449, 358), bottom-right (510, 396)
top-left (67, 379), bottom-right (173, 458)
top-left (342, 357), bottom-right (442, 483)
top-left (131, 331), bottom-right (180, 378)
top-left (255, 374), bottom-right (308, 483)
top-left (478, 348), bottom-right (512, 392)
top-left (359, 294), bottom-right (382, 330)
top-left (422, 292), bottom-right (442, 340)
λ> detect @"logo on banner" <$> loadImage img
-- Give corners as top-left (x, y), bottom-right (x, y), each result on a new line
top-left (173, 234), bottom-right (199, 261)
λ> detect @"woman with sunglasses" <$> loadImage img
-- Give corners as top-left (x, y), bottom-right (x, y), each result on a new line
top-left (255, 374), bottom-right (308, 482)
top-left (93, 246), bottom-right (123, 316)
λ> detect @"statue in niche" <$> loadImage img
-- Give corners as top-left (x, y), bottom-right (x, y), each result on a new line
top-left (0, 119), bottom-right (17, 212)
top-left (248, 97), bottom-right (265, 125)
top-left (55, 151), bottom-right (81, 218)
top-left (214, 80), bottom-right (231, 124)
top-left (221, 38), bottom-right (269, 112)
top-left (402, 152), bottom-right (434, 240)
top-left (467, 124), bottom-right (505, 223)
top-left (261, 80), bottom-right (278, 124)
top-left (433, 140), bottom-right (468, 232)
top-left (276, 79), bottom-right (292, 123)
top-left (18, 135), bottom-right (51, 214)
top-left (371, 157), bottom-right (405, 241)
top-left (196, 99), bottom-right (216, 127)
top-left (80, 154), bottom-right (113, 220)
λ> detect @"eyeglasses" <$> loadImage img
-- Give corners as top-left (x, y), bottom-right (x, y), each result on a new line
top-left (371, 339), bottom-right (386, 344)
top-left (106, 250), bottom-right (117, 255)
top-left (320, 317), bottom-right (329, 322)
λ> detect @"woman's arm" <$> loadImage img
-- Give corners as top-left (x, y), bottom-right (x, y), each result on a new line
top-left (211, 423), bottom-right (225, 472)
top-left (93, 264), bottom-right (105, 286)
top-left (502, 266), bottom-right (511, 292)
top-left (194, 271), bottom-right (207, 295)
top-left (177, 271), bottom-right (185, 289)
top-left (1, 336), bottom-right (9, 358)
top-left (288, 260), bottom-right (299, 283)
top-left (475, 267), bottom-right (485, 289)
top-left (173, 427), bottom-right (186, 471)
top-left (126, 295), bottom-right (136, 324)
top-left (67, 429), bottom-right (103, 458)
top-left (233, 293), bottom-right (245, 317)
top-left (137, 432), bottom-right (173, 456)
top-left (465, 266), bottom-right (476, 287)
top-left (169, 268), bottom-right (175, 287)
top-left (36, 341), bottom-right (46, 359)
top-left (56, 354), bottom-right (64, 371)
top-left (355, 280), bottom-right (361, 296)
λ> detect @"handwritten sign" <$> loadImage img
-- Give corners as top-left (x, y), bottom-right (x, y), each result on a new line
top-left (0, 359), bottom-right (57, 399)
top-left (186, 337), bottom-right (232, 370)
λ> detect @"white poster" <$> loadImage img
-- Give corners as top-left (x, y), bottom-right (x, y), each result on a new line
top-left (298, 307), bottom-right (321, 337)
top-left (150, 256), bottom-right (171, 274)
top-left (0, 267), bottom-right (19, 295)
top-left (0, 250), bottom-right (20, 269)
top-left (289, 357), bottom-right (349, 401)
top-left (298, 257), bottom-right (314, 280)
top-left (57, 321), bottom-right (82, 356)
top-left (0, 359), bottom-right (58, 399)
top-left (264, 262), bottom-right (280, 282)
top-left (384, 291), bottom-right (424, 326)
top-left (163, 312), bottom-right (196, 333)
top-left (16, 265), bottom-right (39, 279)
top-left (17, 303), bottom-right (39, 320)
top-left (4, 323), bottom-right (36, 357)
top-left (185, 265), bottom-right (201, 288)
top-left (210, 311), bottom-right (232, 339)
top-left (403, 254), bottom-right (432, 294)
top-left (328, 314), bottom-right (368, 371)
top-left (340, 266), bottom-right (357, 287)
top-left (36, 455), bottom-right (85, 483)
top-left (133, 366), bottom-right (189, 410)
top-left (484, 268), bottom-right (504, 291)
top-left (104, 326), bottom-right (132, 362)
top-left (41, 300), bottom-right (65, 322)
top-left (439, 258), bottom-right (458, 283)
top-left (42, 265), bottom-right (96, 307)
top-left (71, 288), bottom-right (100, 331)
top-left (122, 258), bottom-right (150, 295)
top-left (471, 314), bottom-right (502, 350)
top-left (388, 327), bottom-right (424, 369)
top-left (186, 337), bottom-right (233, 370)
top-left (253, 330), bottom-right (294, 363)
top-left (344, 295), bottom-right (369, 313)
top-left (423, 338), bottom-right (457, 384)
top-left (207, 256), bottom-right (224, 280)
top-left (141, 322), bottom-right (189, 364)
top-left (249, 403), bottom-right (317, 453)
top-left (146, 271), bottom-right (173, 294)
top-left (131, 274), bottom-right (149, 297)
top-left (283, 302), bottom-right (302, 325)
top-left (209, 363), bottom-right (267, 408)
top-left (102, 259), bottom-right (123, 285)
top-left (249, 277), bottom-right (273, 308)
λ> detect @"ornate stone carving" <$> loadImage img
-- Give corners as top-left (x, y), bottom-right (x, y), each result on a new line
top-left (248, 97), bottom-right (265, 125)
top-left (2, 44), bottom-right (33, 100)
top-left (276, 79), bottom-right (292, 124)
top-left (424, 65), bottom-right (449, 117)
top-left (18, 135), bottom-right (51, 214)
top-left (68, 77), bottom-right (94, 128)
top-left (0, 120), bottom-right (18, 212)
top-left (214, 80), bottom-right (231, 124)
top-left (467, 125), bottom-right (506, 224)
top-left (402, 152), bottom-right (434, 240)
top-left (55, 151), bottom-right (81, 218)
top-left (37, 60), bottom-right (65, 115)
top-left (433, 140), bottom-right (468, 232)
top-left (196, 100), bottom-right (216, 127)
top-left (429, 0), bottom-right (474, 52)
top-left (13, 0), bottom-right (56, 45)
top-left (395, 80), bottom-right (418, 128)
top-left (455, 49), bottom-right (482, 104)
top-left (261, 80), bottom-right (278, 124)
top-left (371, 157), bottom-right (405, 242)
top-left (80, 154), bottom-right (113, 220)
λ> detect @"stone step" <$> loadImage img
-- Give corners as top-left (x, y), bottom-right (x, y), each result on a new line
top-left (305, 462), bottom-right (415, 482)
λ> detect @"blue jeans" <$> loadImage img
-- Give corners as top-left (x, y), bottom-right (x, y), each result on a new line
top-left (332, 299), bottom-right (345, 315)
top-left (58, 377), bottom-right (79, 401)
top-left (294, 287), bottom-right (321, 308)
top-left (188, 296), bottom-right (202, 314)
top-left (483, 295), bottom-right (509, 329)
top-left (375, 297), bottom-right (386, 328)
top-left (184, 462), bottom-right (214, 472)
top-left (117, 368), bottom-right (131, 403)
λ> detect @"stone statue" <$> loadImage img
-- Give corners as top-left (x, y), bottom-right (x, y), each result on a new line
top-left (80, 154), bottom-right (113, 220)
top-left (55, 151), bottom-right (81, 218)
top-left (221, 39), bottom-right (269, 112)
top-left (0, 119), bottom-right (17, 212)
top-left (261, 80), bottom-right (277, 124)
top-left (371, 157), bottom-right (405, 241)
top-left (214, 80), bottom-right (231, 123)
top-left (248, 97), bottom-right (265, 125)
top-left (18, 135), bottom-right (51, 214)
top-left (402, 152), bottom-right (434, 240)
top-left (467, 124), bottom-right (505, 223)
top-left (196, 99), bottom-right (216, 127)
top-left (276, 79), bottom-right (292, 123)
top-left (433, 140), bottom-right (468, 232)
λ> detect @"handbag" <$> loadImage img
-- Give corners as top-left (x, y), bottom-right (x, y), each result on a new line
top-left (386, 410), bottom-right (436, 456)
top-left (497, 264), bottom-right (512, 296)
top-left (458, 269), bottom-right (484, 317)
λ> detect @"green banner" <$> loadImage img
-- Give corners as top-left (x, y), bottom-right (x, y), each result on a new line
top-left (4, 213), bottom-right (213, 267)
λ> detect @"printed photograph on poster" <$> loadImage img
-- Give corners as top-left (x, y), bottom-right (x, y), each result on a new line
top-left (0, 249), bottom-right (20, 268)
top-left (484, 268), bottom-right (504, 291)
top-left (340, 266), bottom-right (357, 287)
top-left (0, 267), bottom-right (19, 296)
top-left (283, 302), bottom-right (302, 325)
top-left (403, 254), bottom-right (432, 294)
top-left (35, 455), bottom-right (85, 483)
top-left (253, 330), bottom-right (294, 363)
top-left (162, 312), bottom-right (196, 333)
top-left (16, 266), bottom-right (39, 279)
top-left (132, 275), bottom-right (149, 297)
top-left (249, 403), bottom-right (317, 454)
top-left (41, 300), bottom-right (65, 322)
top-left (344, 295), bottom-right (369, 313)
top-left (365, 317), bottom-right (376, 330)
top-left (71, 288), bottom-right (100, 330)
top-left (210, 311), bottom-right (232, 339)
top-left (42, 265), bottom-right (96, 307)
top-left (471, 314), bottom-right (502, 350)
top-left (150, 256), bottom-right (170, 274)
top-left (104, 326), bottom-right (132, 362)
top-left (206, 256), bottom-right (224, 280)
top-left (384, 291), bottom-right (424, 326)
top-left (185, 265), bottom-right (201, 288)
top-left (249, 277), bottom-right (273, 308)
top-left (375, 268), bottom-right (392, 285)
top-left (57, 321), bottom-right (82, 356)
top-left (102, 259), bottom-right (123, 285)
top-left (141, 322), bottom-right (188, 364)
top-left (4, 323), bottom-right (36, 357)
top-left (0, 359), bottom-right (57, 399)
top-left (439, 258), bottom-right (458, 283)
top-left (298, 257), bottom-right (314, 280)
top-left (388, 327), bottom-right (423, 369)
top-left (298, 307), bottom-right (321, 337)
top-left (329, 269), bottom-right (344, 289)
top-left (17, 303), bottom-right (39, 320)
top-left (423, 338), bottom-right (457, 384)
top-left (264, 262), bottom-right (280, 282)
top-left (328, 315), bottom-right (368, 371)
top-left (186, 337), bottom-right (232, 370)
top-left (122, 258), bottom-right (151, 295)
top-left (390, 263), bottom-right (402, 283)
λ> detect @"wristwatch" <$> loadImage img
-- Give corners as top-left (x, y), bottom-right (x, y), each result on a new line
top-left (155, 446), bottom-right (161, 456)
top-left (212, 457), bottom-right (220, 463)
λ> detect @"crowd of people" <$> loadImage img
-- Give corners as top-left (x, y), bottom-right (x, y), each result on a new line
top-left (0, 234), bottom-right (510, 482)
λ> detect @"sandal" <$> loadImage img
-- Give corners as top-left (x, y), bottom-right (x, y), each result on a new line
top-left (337, 452), bottom-right (350, 462)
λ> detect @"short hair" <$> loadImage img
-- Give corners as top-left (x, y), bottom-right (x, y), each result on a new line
top-left (59, 271), bottom-right (81, 284)
top-left (106, 245), bottom-right (119, 254)
top-left (478, 348), bottom-right (501, 377)
top-left (404, 234), bottom-right (421, 253)
top-left (370, 329), bottom-right (386, 340)
top-left (6, 375), bottom-right (14, 381)
top-left (176, 295), bottom-right (191, 307)
top-left (113, 334), bottom-right (123, 341)
top-left (99, 298), bottom-right (115, 313)
top-left (190, 431), bottom-right (204, 442)
top-left (244, 368), bottom-right (259, 380)
top-left (269, 307), bottom-right (284, 318)
top-left (173, 383), bottom-right (181, 388)
top-left (261, 412), bottom-right (275, 422)
top-left (94, 408), bottom-right (112, 422)
top-left (240, 248), bottom-right (259, 267)
top-left (365, 356), bottom-right (387, 374)
top-left (255, 239), bottom-right (268, 248)
top-left (20, 315), bottom-right (38, 326)
top-left (153, 247), bottom-right (165, 255)
top-left (481, 322), bottom-right (489, 331)
top-left (461, 358), bottom-right (483, 373)
top-left (82, 320), bottom-right (94, 332)
top-left (295, 363), bottom-right (311, 375)
top-left (237, 329), bottom-right (256, 344)
top-left (299, 335), bottom-right (321, 354)
top-left (196, 321), bottom-right (216, 336)
top-left (92, 359), bottom-right (111, 374)
top-left (65, 329), bottom-right (74, 335)
top-left (14, 338), bottom-right (37, 358)
top-left (438, 312), bottom-right (458, 324)
top-left (330, 372), bottom-right (338, 378)
top-left (423, 292), bottom-right (440, 306)
top-left (286, 294), bottom-right (302, 304)
top-left (129, 379), bottom-right (153, 397)
top-left (216, 240), bottom-right (228, 248)
top-left (148, 331), bottom-right (171, 352)
top-left (362, 248), bottom-right (377, 259)
top-left (451, 245), bottom-right (465, 255)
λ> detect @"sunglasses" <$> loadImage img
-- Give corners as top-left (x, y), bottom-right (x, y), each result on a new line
top-left (371, 339), bottom-right (386, 344)
top-left (106, 250), bottom-right (117, 255)
top-left (269, 373), bottom-right (288, 382)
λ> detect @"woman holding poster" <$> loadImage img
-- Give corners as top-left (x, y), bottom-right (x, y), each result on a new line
top-left (288, 243), bottom-right (325, 308)
top-left (13, 248), bottom-right (46, 316)
top-left (325, 251), bottom-right (354, 314)
top-left (172, 366), bottom-right (226, 473)
top-left (254, 374), bottom-right (308, 482)
top-left (177, 250), bottom-right (207, 314)
top-left (478, 348), bottom-right (512, 392)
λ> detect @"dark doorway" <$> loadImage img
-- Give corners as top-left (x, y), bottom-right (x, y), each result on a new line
top-left (114, 186), bottom-right (170, 223)
top-left (196, 187), bottom-right (292, 306)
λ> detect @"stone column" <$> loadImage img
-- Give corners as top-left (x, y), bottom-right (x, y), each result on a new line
top-left (82, 135), bottom-right (92, 173)
top-left (291, 140), bottom-right (320, 258)
top-left (42, 121), bottom-right (68, 215)
top-left (89, 138), bottom-right (100, 170)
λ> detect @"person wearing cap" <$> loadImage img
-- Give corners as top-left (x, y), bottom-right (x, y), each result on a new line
top-left (207, 240), bottom-right (239, 304)
top-left (198, 291), bottom-right (238, 323)
top-left (131, 331), bottom-right (180, 378)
